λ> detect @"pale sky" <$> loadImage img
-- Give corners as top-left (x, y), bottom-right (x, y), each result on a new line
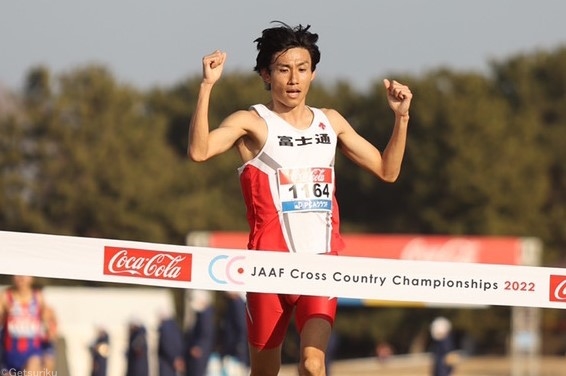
top-left (1, 0), bottom-right (565, 93)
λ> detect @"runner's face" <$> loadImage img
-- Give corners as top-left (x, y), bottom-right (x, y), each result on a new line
top-left (13, 275), bottom-right (33, 289)
top-left (264, 47), bottom-right (316, 107)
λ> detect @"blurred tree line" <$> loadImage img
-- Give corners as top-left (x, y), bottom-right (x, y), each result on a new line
top-left (0, 46), bottom-right (565, 357)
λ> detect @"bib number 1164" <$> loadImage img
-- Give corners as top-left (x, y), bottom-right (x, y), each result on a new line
top-left (288, 183), bottom-right (330, 199)
top-left (277, 167), bottom-right (334, 213)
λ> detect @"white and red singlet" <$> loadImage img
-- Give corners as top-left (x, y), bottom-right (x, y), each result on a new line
top-left (239, 104), bottom-right (344, 349)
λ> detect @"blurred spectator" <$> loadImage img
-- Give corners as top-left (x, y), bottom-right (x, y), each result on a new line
top-left (89, 326), bottom-right (109, 376)
top-left (375, 341), bottom-right (394, 364)
top-left (126, 319), bottom-right (149, 376)
top-left (219, 292), bottom-right (249, 375)
top-left (0, 276), bottom-right (47, 372)
top-left (41, 304), bottom-right (58, 372)
top-left (158, 310), bottom-right (185, 376)
top-left (430, 316), bottom-right (459, 376)
top-left (184, 290), bottom-right (215, 376)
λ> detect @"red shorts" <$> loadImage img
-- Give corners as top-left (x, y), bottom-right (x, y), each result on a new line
top-left (245, 292), bottom-right (337, 350)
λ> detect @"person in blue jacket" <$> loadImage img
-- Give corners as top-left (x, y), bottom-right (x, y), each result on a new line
top-left (90, 326), bottom-right (109, 376)
top-left (220, 292), bottom-right (249, 373)
top-left (158, 311), bottom-right (185, 376)
top-left (430, 316), bottom-right (459, 376)
top-left (184, 290), bottom-right (215, 376)
top-left (126, 319), bottom-right (149, 376)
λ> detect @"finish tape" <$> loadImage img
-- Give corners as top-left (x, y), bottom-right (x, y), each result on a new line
top-left (1, 230), bottom-right (565, 309)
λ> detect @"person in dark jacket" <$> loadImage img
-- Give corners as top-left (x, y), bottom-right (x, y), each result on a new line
top-left (430, 317), bottom-right (459, 376)
top-left (220, 291), bottom-right (250, 376)
top-left (158, 312), bottom-right (185, 376)
top-left (126, 320), bottom-right (149, 376)
top-left (90, 327), bottom-right (109, 376)
top-left (184, 290), bottom-right (215, 376)
top-left (220, 292), bottom-right (249, 371)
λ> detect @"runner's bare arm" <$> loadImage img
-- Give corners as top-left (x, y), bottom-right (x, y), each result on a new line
top-left (189, 107), bottom-right (250, 162)
top-left (328, 80), bottom-right (411, 182)
top-left (188, 50), bottom-right (248, 162)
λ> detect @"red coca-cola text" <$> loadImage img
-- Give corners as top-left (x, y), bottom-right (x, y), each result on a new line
top-left (103, 246), bottom-right (192, 281)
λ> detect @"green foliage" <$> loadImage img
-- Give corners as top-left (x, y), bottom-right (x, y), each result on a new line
top-left (491, 49), bottom-right (566, 262)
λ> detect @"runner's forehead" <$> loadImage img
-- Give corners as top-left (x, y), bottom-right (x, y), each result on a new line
top-left (271, 48), bottom-right (312, 67)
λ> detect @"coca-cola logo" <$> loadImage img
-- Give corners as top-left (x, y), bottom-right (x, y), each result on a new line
top-left (279, 168), bottom-right (332, 184)
top-left (309, 168), bottom-right (330, 182)
top-left (104, 246), bottom-right (192, 281)
top-left (400, 238), bottom-right (479, 263)
top-left (549, 275), bottom-right (566, 302)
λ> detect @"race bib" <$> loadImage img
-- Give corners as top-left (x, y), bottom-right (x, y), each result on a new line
top-left (277, 167), bottom-right (333, 213)
top-left (7, 315), bottom-right (42, 338)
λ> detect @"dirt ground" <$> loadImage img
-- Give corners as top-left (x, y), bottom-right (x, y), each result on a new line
top-left (279, 355), bottom-right (566, 376)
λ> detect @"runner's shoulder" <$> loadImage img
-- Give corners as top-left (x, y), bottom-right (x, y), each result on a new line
top-left (223, 108), bottom-right (264, 128)
top-left (319, 107), bottom-right (341, 119)
top-left (319, 108), bottom-right (348, 133)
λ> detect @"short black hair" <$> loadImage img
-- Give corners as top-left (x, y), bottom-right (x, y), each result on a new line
top-left (253, 21), bottom-right (321, 74)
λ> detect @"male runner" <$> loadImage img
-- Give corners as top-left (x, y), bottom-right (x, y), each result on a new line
top-left (0, 275), bottom-right (46, 372)
top-left (188, 22), bottom-right (412, 376)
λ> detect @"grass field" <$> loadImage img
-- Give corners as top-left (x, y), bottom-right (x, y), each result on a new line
top-left (279, 355), bottom-right (566, 376)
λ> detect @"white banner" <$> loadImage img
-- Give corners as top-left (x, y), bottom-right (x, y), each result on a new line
top-left (1, 230), bottom-right (566, 309)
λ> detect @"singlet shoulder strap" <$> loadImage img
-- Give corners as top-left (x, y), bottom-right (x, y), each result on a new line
top-left (309, 106), bottom-right (322, 116)
top-left (250, 104), bottom-right (273, 119)
top-left (309, 107), bottom-right (329, 122)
